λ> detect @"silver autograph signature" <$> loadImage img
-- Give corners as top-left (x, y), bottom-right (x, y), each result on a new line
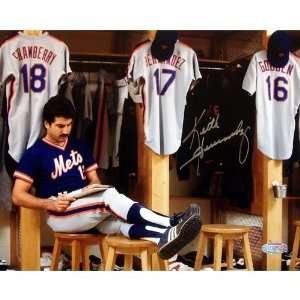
top-left (180, 109), bottom-right (251, 175)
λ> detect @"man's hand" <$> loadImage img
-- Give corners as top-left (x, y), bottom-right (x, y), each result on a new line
top-left (46, 194), bottom-right (76, 212)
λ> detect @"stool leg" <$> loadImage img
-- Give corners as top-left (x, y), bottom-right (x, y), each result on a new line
top-left (81, 244), bottom-right (90, 271)
top-left (242, 233), bottom-right (254, 271)
top-left (194, 231), bottom-right (207, 270)
top-left (148, 252), bottom-right (153, 270)
top-left (51, 238), bottom-right (62, 271)
top-left (71, 240), bottom-right (81, 271)
top-left (151, 252), bottom-right (160, 270)
top-left (124, 255), bottom-right (133, 271)
top-left (105, 246), bottom-right (117, 271)
top-left (226, 240), bottom-right (234, 270)
top-left (214, 234), bottom-right (223, 271)
top-left (99, 238), bottom-right (107, 270)
top-left (290, 226), bottom-right (300, 271)
top-left (141, 249), bottom-right (151, 271)
top-left (158, 257), bottom-right (169, 271)
top-left (151, 252), bottom-right (168, 271)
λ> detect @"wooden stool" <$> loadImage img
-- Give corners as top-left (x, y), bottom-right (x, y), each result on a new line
top-left (194, 224), bottom-right (254, 271)
top-left (290, 220), bottom-right (300, 271)
top-left (50, 232), bottom-right (106, 271)
top-left (105, 235), bottom-right (169, 271)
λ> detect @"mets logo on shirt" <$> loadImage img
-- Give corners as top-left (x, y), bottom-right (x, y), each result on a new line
top-left (51, 149), bottom-right (86, 180)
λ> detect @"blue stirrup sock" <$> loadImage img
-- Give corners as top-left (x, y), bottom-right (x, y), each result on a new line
top-left (127, 224), bottom-right (167, 244)
top-left (126, 203), bottom-right (171, 228)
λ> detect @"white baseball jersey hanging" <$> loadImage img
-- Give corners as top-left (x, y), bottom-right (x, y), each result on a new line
top-left (128, 31), bottom-right (201, 155)
top-left (0, 31), bottom-right (71, 162)
top-left (242, 31), bottom-right (300, 160)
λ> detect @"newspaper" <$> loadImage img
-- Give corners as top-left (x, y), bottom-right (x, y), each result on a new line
top-left (67, 184), bottom-right (112, 199)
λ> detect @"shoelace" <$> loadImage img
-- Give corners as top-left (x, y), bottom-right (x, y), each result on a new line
top-left (172, 212), bottom-right (184, 224)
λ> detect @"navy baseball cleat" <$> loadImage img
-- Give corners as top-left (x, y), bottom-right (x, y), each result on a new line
top-left (158, 209), bottom-right (202, 260)
top-left (170, 203), bottom-right (201, 226)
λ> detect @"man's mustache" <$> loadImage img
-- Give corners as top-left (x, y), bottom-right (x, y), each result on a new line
top-left (60, 134), bottom-right (69, 138)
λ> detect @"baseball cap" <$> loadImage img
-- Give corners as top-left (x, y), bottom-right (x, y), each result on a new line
top-left (267, 31), bottom-right (292, 68)
top-left (151, 30), bottom-right (177, 61)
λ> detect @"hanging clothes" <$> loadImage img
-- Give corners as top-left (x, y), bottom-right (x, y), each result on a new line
top-left (93, 70), bottom-right (116, 169)
top-left (90, 70), bottom-right (129, 170)
top-left (242, 50), bottom-right (300, 160)
top-left (118, 95), bottom-right (138, 194)
top-left (0, 82), bottom-right (13, 211)
top-left (0, 83), bottom-right (5, 171)
top-left (59, 72), bottom-right (93, 143)
top-left (127, 40), bottom-right (201, 155)
top-left (111, 78), bottom-right (128, 168)
top-left (0, 31), bottom-right (71, 163)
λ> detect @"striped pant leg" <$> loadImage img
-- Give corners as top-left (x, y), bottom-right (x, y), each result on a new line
top-left (46, 193), bottom-right (111, 232)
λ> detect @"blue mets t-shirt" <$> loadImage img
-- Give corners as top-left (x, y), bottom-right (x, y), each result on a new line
top-left (14, 138), bottom-right (98, 198)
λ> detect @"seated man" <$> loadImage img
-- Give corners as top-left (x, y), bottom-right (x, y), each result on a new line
top-left (12, 95), bottom-right (201, 260)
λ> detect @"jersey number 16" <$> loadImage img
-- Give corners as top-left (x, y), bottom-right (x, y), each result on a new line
top-left (266, 76), bottom-right (288, 101)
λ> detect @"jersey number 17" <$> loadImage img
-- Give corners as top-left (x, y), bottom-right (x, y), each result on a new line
top-left (154, 68), bottom-right (176, 95)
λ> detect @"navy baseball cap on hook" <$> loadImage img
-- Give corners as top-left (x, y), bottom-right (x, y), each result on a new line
top-left (267, 31), bottom-right (292, 68)
top-left (151, 30), bottom-right (178, 61)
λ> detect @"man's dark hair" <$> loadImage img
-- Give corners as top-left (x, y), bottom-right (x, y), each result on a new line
top-left (43, 95), bottom-right (75, 124)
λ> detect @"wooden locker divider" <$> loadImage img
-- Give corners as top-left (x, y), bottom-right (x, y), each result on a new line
top-left (129, 102), bottom-right (169, 215)
top-left (255, 31), bottom-right (282, 270)
top-left (19, 208), bottom-right (40, 270)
